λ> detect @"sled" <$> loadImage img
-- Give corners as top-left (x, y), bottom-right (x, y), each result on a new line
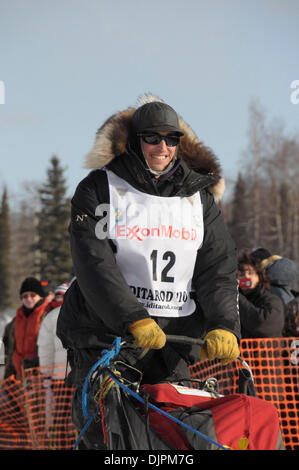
top-left (74, 335), bottom-right (285, 451)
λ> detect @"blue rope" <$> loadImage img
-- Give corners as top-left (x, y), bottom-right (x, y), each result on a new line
top-left (81, 337), bottom-right (121, 419)
top-left (73, 407), bottom-right (99, 450)
top-left (73, 337), bottom-right (121, 450)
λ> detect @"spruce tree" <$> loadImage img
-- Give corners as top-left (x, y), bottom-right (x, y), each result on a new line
top-left (35, 156), bottom-right (72, 285)
top-left (10, 198), bottom-right (37, 307)
top-left (229, 172), bottom-right (249, 251)
top-left (0, 186), bottom-right (11, 312)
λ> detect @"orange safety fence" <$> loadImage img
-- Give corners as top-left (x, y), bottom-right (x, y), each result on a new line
top-left (0, 338), bottom-right (298, 450)
top-left (0, 365), bottom-right (76, 450)
top-left (191, 337), bottom-right (299, 450)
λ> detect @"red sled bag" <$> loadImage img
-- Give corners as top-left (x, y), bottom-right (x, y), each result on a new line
top-left (141, 383), bottom-right (285, 450)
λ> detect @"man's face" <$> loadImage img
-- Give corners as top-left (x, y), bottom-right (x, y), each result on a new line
top-left (140, 131), bottom-right (178, 173)
top-left (21, 292), bottom-right (43, 309)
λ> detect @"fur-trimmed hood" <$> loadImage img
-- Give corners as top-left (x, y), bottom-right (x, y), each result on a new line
top-left (84, 95), bottom-right (225, 201)
top-left (264, 257), bottom-right (299, 287)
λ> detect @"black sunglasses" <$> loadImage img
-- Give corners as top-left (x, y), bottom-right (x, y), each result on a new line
top-left (138, 133), bottom-right (181, 147)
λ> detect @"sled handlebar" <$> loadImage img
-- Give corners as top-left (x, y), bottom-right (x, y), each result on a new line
top-left (166, 334), bottom-right (254, 382)
top-left (166, 334), bottom-right (205, 346)
top-left (90, 334), bottom-right (254, 384)
top-left (93, 334), bottom-right (204, 349)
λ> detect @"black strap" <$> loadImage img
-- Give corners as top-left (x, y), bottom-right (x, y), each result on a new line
top-left (142, 391), bottom-right (153, 450)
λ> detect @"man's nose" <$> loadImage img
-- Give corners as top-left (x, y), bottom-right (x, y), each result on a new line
top-left (157, 139), bottom-right (168, 151)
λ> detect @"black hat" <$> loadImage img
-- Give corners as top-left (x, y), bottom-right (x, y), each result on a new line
top-left (41, 279), bottom-right (56, 295)
top-left (131, 102), bottom-right (184, 136)
top-left (19, 277), bottom-right (46, 297)
top-left (250, 248), bottom-right (272, 263)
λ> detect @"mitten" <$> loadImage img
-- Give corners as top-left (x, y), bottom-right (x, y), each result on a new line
top-left (128, 318), bottom-right (166, 349)
top-left (200, 329), bottom-right (239, 364)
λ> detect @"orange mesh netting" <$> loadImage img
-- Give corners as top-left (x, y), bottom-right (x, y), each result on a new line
top-left (0, 365), bottom-right (76, 450)
top-left (191, 337), bottom-right (299, 450)
top-left (0, 338), bottom-right (298, 450)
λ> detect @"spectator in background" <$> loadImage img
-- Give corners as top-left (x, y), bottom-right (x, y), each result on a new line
top-left (261, 257), bottom-right (298, 306)
top-left (283, 296), bottom-right (299, 336)
top-left (238, 252), bottom-right (285, 338)
top-left (53, 283), bottom-right (70, 304)
top-left (37, 282), bottom-right (70, 376)
top-left (250, 248), bottom-right (272, 264)
top-left (2, 319), bottom-right (15, 379)
top-left (3, 277), bottom-right (48, 379)
top-left (251, 249), bottom-right (299, 336)
top-left (41, 280), bottom-right (56, 305)
top-left (263, 258), bottom-right (299, 337)
top-left (37, 282), bottom-right (71, 437)
top-left (250, 248), bottom-right (298, 305)
top-left (45, 282), bottom-right (69, 314)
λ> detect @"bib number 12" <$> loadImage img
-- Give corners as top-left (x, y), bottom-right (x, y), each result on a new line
top-left (150, 250), bottom-right (176, 283)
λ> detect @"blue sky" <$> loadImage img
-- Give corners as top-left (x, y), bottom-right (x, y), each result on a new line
top-left (1, 0), bottom-right (299, 206)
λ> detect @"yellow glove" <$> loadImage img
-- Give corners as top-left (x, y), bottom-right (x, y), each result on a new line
top-left (200, 329), bottom-right (240, 365)
top-left (128, 318), bottom-right (166, 349)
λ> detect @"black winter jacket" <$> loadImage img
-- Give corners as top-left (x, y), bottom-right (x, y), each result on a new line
top-left (56, 98), bottom-right (240, 384)
top-left (239, 287), bottom-right (285, 338)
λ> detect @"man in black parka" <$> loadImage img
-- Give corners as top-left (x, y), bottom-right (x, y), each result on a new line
top-left (57, 96), bottom-right (241, 449)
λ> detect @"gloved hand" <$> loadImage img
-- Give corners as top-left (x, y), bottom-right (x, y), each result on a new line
top-left (200, 329), bottom-right (240, 365)
top-left (128, 318), bottom-right (166, 349)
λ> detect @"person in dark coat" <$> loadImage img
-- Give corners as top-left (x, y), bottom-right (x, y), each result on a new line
top-left (238, 252), bottom-right (285, 338)
top-left (56, 95), bottom-right (241, 449)
top-left (261, 257), bottom-right (299, 306)
top-left (251, 250), bottom-right (299, 336)
top-left (250, 247), bottom-right (272, 264)
top-left (263, 258), bottom-right (299, 336)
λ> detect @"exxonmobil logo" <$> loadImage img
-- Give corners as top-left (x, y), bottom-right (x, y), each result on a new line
top-left (116, 224), bottom-right (197, 241)
top-left (94, 203), bottom-right (203, 241)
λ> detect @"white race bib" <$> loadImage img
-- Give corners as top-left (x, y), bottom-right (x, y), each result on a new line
top-left (106, 170), bottom-right (204, 317)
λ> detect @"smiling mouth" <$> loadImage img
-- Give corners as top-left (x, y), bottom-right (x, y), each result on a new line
top-left (150, 155), bottom-right (169, 160)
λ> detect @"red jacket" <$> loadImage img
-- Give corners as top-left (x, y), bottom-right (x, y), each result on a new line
top-left (12, 300), bottom-right (48, 377)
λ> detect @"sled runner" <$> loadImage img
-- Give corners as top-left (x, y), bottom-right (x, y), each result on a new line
top-left (74, 336), bottom-right (284, 451)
